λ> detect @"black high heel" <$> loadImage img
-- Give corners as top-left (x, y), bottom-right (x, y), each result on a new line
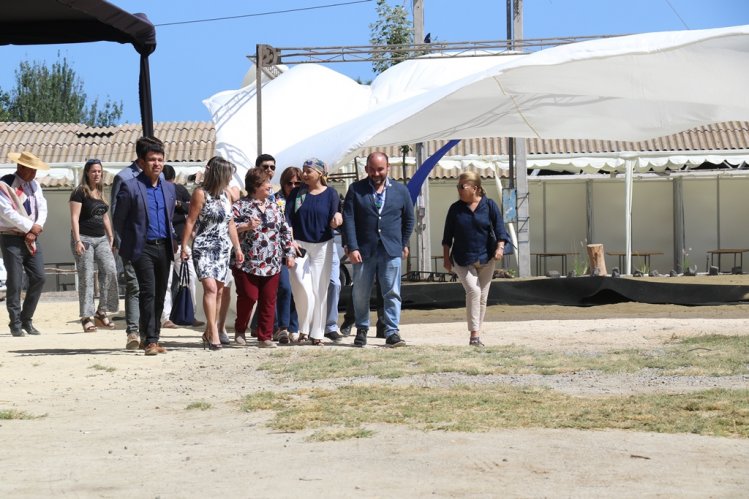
top-left (202, 332), bottom-right (222, 351)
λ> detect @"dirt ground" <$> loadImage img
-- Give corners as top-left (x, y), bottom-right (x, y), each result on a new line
top-left (1, 276), bottom-right (748, 497)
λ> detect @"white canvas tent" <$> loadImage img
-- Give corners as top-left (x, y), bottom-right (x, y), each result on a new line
top-left (205, 24), bottom-right (749, 175)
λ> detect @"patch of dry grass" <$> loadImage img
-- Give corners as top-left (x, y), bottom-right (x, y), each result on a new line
top-left (240, 386), bottom-right (749, 439)
top-left (258, 335), bottom-right (749, 380)
top-left (0, 409), bottom-right (43, 420)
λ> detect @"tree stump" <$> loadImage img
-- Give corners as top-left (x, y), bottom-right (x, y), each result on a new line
top-left (586, 244), bottom-right (607, 276)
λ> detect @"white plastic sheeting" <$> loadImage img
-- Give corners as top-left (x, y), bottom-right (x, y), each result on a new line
top-left (204, 25), bottom-right (749, 182)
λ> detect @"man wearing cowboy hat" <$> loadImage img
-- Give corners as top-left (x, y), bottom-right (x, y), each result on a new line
top-left (0, 151), bottom-right (49, 337)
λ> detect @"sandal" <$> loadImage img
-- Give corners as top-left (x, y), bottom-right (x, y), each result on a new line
top-left (277, 329), bottom-right (290, 345)
top-left (297, 333), bottom-right (308, 344)
top-left (469, 337), bottom-right (484, 347)
top-left (310, 338), bottom-right (324, 346)
top-left (81, 317), bottom-right (97, 333)
top-left (94, 312), bottom-right (115, 330)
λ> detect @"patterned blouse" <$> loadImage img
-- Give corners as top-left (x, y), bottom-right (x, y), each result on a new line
top-left (232, 196), bottom-right (294, 277)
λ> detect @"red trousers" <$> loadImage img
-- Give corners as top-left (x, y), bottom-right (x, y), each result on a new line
top-left (233, 269), bottom-right (280, 341)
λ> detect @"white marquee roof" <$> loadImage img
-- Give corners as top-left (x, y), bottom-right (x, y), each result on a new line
top-left (204, 25), bottom-right (749, 181)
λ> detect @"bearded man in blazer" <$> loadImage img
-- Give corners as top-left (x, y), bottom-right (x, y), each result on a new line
top-left (113, 137), bottom-right (176, 356)
top-left (343, 152), bottom-right (415, 348)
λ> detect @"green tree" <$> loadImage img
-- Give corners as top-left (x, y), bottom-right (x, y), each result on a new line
top-left (0, 55), bottom-right (122, 126)
top-left (369, 0), bottom-right (413, 74)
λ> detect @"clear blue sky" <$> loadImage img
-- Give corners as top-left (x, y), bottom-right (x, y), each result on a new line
top-left (2, 0), bottom-right (748, 124)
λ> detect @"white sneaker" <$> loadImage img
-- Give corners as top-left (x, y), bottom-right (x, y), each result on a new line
top-left (289, 332), bottom-right (300, 343)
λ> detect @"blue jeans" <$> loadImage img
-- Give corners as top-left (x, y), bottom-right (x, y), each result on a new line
top-left (351, 243), bottom-right (402, 337)
top-left (325, 242), bottom-right (341, 333)
top-left (276, 265), bottom-right (298, 333)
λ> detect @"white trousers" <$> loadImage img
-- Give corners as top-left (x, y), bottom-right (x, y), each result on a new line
top-left (453, 261), bottom-right (495, 333)
top-left (289, 239), bottom-right (333, 340)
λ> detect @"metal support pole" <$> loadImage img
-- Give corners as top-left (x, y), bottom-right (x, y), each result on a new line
top-left (256, 44), bottom-right (264, 157)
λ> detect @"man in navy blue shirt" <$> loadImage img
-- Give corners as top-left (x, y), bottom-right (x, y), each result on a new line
top-left (343, 152), bottom-right (415, 347)
top-left (113, 138), bottom-right (176, 356)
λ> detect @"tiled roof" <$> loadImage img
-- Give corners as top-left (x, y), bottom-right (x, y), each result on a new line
top-left (0, 121), bottom-right (216, 164)
top-left (363, 121), bottom-right (749, 157)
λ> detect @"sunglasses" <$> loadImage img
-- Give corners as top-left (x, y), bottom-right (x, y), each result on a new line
top-left (261, 163), bottom-right (276, 171)
top-left (457, 184), bottom-right (475, 190)
top-left (85, 159), bottom-right (102, 167)
top-left (286, 181), bottom-right (301, 186)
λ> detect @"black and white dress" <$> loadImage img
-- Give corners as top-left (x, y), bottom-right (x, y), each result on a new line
top-left (192, 189), bottom-right (232, 282)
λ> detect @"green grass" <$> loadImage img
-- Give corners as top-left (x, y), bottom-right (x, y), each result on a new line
top-left (257, 334), bottom-right (749, 381)
top-left (0, 409), bottom-right (42, 420)
top-left (185, 401), bottom-right (212, 411)
top-left (240, 385), bottom-right (749, 438)
top-left (306, 427), bottom-right (375, 442)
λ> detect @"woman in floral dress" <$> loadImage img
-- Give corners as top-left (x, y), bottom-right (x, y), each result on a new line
top-left (232, 167), bottom-right (295, 348)
top-left (181, 156), bottom-right (243, 350)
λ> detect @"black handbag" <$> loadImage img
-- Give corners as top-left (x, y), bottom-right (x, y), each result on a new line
top-left (169, 262), bottom-right (194, 326)
top-left (487, 200), bottom-right (514, 257)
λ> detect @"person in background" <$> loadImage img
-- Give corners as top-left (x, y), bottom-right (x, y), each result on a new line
top-left (181, 156), bottom-right (243, 351)
top-left (323, 194), bottom-right (345, 342)
top-left (0, 151), bottom-right (48, 337)
top-left (285, 157), bottom-right (342, 345)
top-left (442, 171), bottom-right (511, 347)
top-left (343, 152), bottom-right (414, 348)
top-left (232, 167), bottom-right (295, 348)
top-left (161, 164), bottom-right (199, 329)
top-left (69, 159), bottom-right (119, 332)
top-left (112, 137), bottom-right (176, 356)
top-left (270, 166), bottom-right (301, 343)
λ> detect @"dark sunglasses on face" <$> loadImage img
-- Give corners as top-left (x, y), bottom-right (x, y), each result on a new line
top-left (286, 181), bottom-right (301, 186)
top-left (261, 163), bottom-right (276, 171)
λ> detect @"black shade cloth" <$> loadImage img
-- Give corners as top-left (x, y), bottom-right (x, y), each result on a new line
top-left (0, 0), bottom-right (156, 137)
top-left (341, 276), bottom-right (749, 310)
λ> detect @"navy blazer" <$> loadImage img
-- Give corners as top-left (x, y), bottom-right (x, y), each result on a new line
top-left (343, 178), bottom-right (415, 259)
top-left (113, 172), bottom-right (176, 263)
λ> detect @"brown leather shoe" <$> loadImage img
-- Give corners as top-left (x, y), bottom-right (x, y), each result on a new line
top-left (162, 320), bottom-right (178, 329)
top-left (144, 342), bottom-right (162, 356)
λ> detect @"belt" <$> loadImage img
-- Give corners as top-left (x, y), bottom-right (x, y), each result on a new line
top-left (146, 238), bottom-right (168, 245)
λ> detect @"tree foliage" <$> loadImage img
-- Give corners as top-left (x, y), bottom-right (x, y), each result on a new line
top-left (369, 0), bottom-right (413, 74)
top-left (0, 55), bottom-right (123, 126)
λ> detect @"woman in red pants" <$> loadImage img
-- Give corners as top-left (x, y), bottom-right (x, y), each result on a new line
top-left (232, 167), bottom-right (296, 347)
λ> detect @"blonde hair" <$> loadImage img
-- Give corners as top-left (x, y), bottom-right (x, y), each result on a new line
top-left (202, 156), bottom-right (236, 196)
top-left (458, 171), bottom-right (485, 197)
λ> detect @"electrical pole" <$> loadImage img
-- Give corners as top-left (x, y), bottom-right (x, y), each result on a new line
top-left (413, 0), bottom-right (431, 274)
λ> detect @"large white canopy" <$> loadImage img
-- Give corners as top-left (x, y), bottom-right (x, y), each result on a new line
top-left (204, 25), bottom-right (749, 181)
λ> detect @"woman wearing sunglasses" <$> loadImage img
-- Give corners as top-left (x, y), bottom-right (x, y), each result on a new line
top-left (69, 159), bottom-right (120, 332)
top-left (442, 171), bottom-right (511, 347)
top-left (285, 158), bottom-right (342, 346)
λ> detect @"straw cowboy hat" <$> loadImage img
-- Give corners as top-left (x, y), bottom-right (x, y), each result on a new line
top-left (7, 151), bottom-right (49, 171)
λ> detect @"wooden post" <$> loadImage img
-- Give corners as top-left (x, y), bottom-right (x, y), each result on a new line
top-left (586, 244), bottom-right (607, 276)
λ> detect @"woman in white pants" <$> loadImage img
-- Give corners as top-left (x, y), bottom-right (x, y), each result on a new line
top-left (285, 158), bottom-right (342, 345)
top-left (442, 171), bottom-right (511, 346)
